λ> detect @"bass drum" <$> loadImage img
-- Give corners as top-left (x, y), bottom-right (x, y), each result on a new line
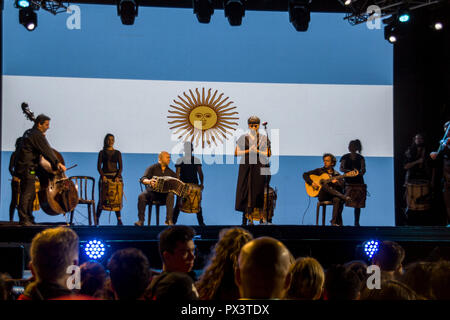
top-left (406, 180), bottom-right (431, 211)
top-left (100, 178), bottom-right (123, 211)
top-left (246, 186), bottom-right (277, 224)
top-left (15, 177), bottom-right (40, 212)
top-left (180, 183), bottom-right (202, 214)
top-left (344, 184), bottom-right (367, 209)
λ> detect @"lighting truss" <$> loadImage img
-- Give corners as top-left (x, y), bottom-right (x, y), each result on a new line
top-left (27, 1), bottom-right (71, 15)
top-left (342, 0), bottom-right (443, 25)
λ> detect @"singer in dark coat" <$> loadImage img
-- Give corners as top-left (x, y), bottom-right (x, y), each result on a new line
top-left (235, 116), bottom-right (271, 225)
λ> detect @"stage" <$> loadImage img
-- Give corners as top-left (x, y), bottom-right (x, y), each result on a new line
top-left (1, 223), bottom-right (449, 279)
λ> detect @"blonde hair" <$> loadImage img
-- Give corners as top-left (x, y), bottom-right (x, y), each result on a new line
top-left (286, 257), bottom-right (325, 300)
top-left (30, 227), bottom-right (79, 282)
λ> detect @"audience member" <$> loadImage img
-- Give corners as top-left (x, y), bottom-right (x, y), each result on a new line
top-left (430, 260), bottom-right (450, 300)
top-left (152, 272), bottom-right (199, 301)
top-left (196, 227), bottom-right (253, 300)
top-left (324, 265), bottom-right (361, 300)
top-left (372, 241), bottom-right (405, 281)
top-left (360, 280), bottom-right (419, 300)
top-left (235, 236), bottom-right (292, 299)
top-left (285, 257), bottom-right (324, 300)
top-left (400, 261), bottom-right (434, 299)
top-left (107, 248), bottom-right (151, 300)
top-left (79, 261), bottom-right (107, 298)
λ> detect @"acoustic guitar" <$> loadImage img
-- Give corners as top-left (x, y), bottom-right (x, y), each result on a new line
top-left (305, 170), bottom-right (359, 197)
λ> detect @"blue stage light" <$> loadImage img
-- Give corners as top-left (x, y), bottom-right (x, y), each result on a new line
top-left (363, 240), bottom-right (379, 259)
top-left (398, 13), bottom-right (410, 23)
top-left (17, 0), bottom-right (30, 8)
top-left (84, 239), bottom-right (106, 260)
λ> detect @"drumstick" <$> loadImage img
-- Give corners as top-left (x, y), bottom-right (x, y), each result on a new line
top-left (66, 164), bottom-right (78, 171)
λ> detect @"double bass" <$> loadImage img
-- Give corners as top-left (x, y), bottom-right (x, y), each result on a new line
top-left (21, 103), bottom-right (79, 215)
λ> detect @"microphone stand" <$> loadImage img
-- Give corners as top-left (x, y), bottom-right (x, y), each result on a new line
top-left (263, 122), bottom-right (270, 224)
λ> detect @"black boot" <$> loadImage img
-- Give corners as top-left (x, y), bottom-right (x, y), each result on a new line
top-left (116, 212), bottom-right (123, 226)
top-left (241, 212), bottom-right (247, 226)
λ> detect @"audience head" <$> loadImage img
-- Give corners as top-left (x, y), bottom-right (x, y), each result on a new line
top-left (400, 261), bottom-right (434, 299)
top-left (324, 265), bottom-right (361, 300)
top-left (107, 248), bottom-right (151, 300)
top-left (158, 226), bottom-right (196, 273)
top-left (360, 280), bottom-right (418, 300)
top-left (430, 260), bottom-right (450, 300)
top-left (344, 260), bottom-right (369, 290)
top-left (285, 257), bottom-right (325, 300)
top-left (79, 261), bottom-right (107, 298)
top-left (152, 272), bottom-right (199, 301)
top-left (196, 227), bottom-right (253, 300)
top-left (0, 273), bottom-right (12, 300)
top-left (235, 236), bottom-right (292, 299)
top-left (30, 227), bottom-right (79, 285)
top-left (372, 241), bottom-right (405, 278)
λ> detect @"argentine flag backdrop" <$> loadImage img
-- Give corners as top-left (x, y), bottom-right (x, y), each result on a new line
top-left (1, 3), bottom-right (394, 226)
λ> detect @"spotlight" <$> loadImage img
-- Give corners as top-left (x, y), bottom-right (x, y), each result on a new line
top-left (288, 0), bottom-right (311, 32)
top-left (398, 10), bottom-right (410, 23)
top-left (84, 240), bottom-right (106, 260)
top-left (344, 0), bottom-right (352, 5)
top-left (433, 22), bottom-right (443, 31)
top-left (224, 0), bottom-right (245, 26)
top-left (19, 8), bottom-right (37, 31)
top-left (15, 0), bottom-right (30, 8)
top-left (363, 240), bottom-right (380, 259)
top-left (384, 22), bottom-right (399, 44)
top-left (193, 0), bottom-right (214, 24)
top-left (117, 0), bottom-right (138, 25)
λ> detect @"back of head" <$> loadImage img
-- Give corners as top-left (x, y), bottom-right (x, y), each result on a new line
top-left (324, 265), bottom-right (361, 300)
top-left (197, 227), bottom-right (253, 300)
top-left (152, 272), bottom-right (198, 301)
top-left (400, 261), bottom-right (434, 299)
top-left (430, 260), bottom-right (450, 300)
top-left (158, 226), bottom-right (195, 259)
top-left (80, 262), bottom-right (107, 298)
top-left (237, 237), bottom-right (292, 299)
top-left (107, 248), bottom-right (151, 300)
top-left (0, 273), bottom-right (12, 300)
top-left (360, 280), bottom-right (418, 300)
top-left (372, 241), bottom-right (405, 272)
top-left (30, 227), bottom-right (79, 283)
top-left (286, 257), bottom-right (325, 300)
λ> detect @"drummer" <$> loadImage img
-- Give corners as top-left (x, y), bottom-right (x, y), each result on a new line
top-left (173, 142), bottom-right (206, 226)
top-left (404, 133), bottom-right (431, 183)
top-left (96, 133), bottom-right (123, 225)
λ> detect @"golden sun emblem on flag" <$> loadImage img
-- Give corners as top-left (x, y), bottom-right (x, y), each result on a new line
top-left (168, 88), bottom-right (239, 147)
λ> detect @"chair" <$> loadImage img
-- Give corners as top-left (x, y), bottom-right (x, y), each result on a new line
top-left (69, 176), bottom-right (96, 226)
top-left (316, 200), bottom-right (333, 226)
top-left (148, 200), bottom-right (166, 226)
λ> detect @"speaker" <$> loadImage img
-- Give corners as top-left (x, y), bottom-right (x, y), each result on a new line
top-left (0, 245), bottom-right (24, 279)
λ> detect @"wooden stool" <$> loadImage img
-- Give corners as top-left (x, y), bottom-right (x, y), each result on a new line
top-left (148, 200), bottom-right (166, 226)
top-left (316, 200), bottom-right (333, 226)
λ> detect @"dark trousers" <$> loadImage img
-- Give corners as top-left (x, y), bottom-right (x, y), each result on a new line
top-left (173, 196), bottom-right (205, 226)
top-left (9, 179), bottom-right (20, 222)
top-left (137, 189), bottom-right (174, 223)
top-left (17, 173), bottom-right (37, 224)
top-left (319, 183), bottom-right (346, 225)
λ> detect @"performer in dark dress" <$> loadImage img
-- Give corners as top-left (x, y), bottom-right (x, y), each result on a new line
top-left (135, 151), bottom-right (177, 226)
top-left (9, 137), bottom-right (23, 222)
top-left (404, 133), bottom-right (431, 183)
top-left (303, 154), bottom-right (351, 226)
top-left (235, 116), bottom-right (271, 225)
top-left (173, 142), bottom-right (206, 226)
top-left (15, 114), bottom-right (66, 226)
top-left (96, 133), bottom-right (123, 225)
top-left (430, 121), bottom-right (450, 224)
top-left (340, 139), bottom-right (366, 226)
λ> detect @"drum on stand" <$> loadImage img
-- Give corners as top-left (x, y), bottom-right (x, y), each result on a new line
top-left (344, 184), bottom-right (367, 208)
top-left (100, 178), bottom-right (123, 211)
top-left (180, 183), bottom-right (202, 214)
top-left (15, 177), bottom-right (40, 212)
top-left (406, 180), bottom-right (431, 211)
top-left (246, 186), bottom-right (277, 224)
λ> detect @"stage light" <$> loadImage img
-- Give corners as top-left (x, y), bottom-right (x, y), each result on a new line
top-left (398, 10), bottom-right (410, 23)
top-left (19, 8), bottom-right (37, 31)
top-left (288, 0), bottom-right (311, 32)
top-left (384, 22), bottom-right (399, 44)
top-left (344, 0), bottom-right (352, 5)
top-left (16, 0), bottom-right (30, 8)
top-left (363, 240), bottom-right (379, 259)
top-left (433, 22), bottom-right (443, 30)
top-left (193, 0), bottom-right (214, 24)
top-left (117, 0), bottom-right (138, 25)
top-left (84, 239), bottom-right (106, 260)
top-left (224, 0), bottom-right (245, 26)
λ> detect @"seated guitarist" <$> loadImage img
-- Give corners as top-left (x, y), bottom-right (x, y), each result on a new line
top-left (303, 153), bottom-right (351, 226)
